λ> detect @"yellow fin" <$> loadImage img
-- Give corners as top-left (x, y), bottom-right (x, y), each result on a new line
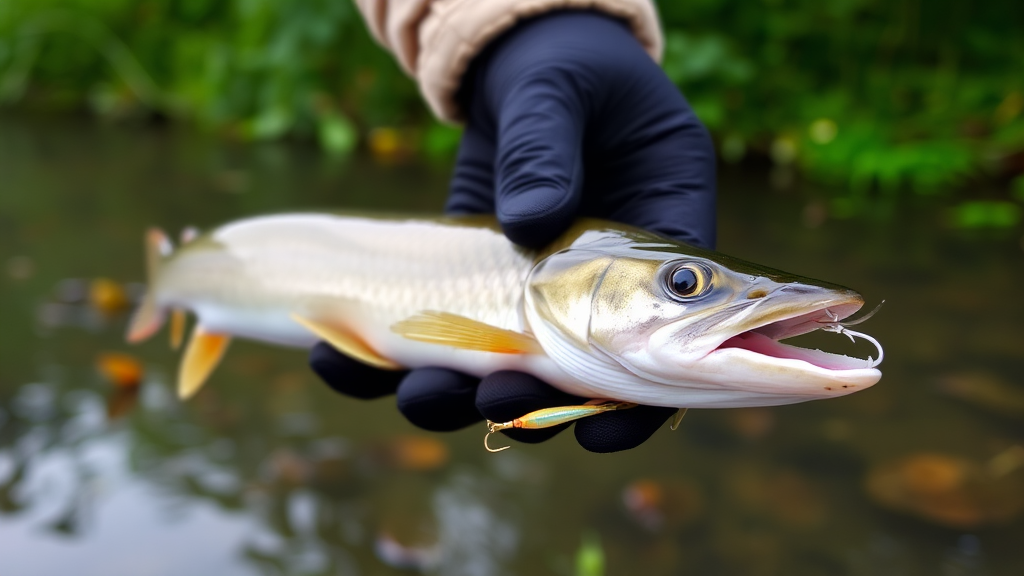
top-left (179, 325), bottom-right (231, 400)
top-left (169, 309), bottom-right (186, 350)
top-left (291, 314), bottom-right (401, 370)
top-left (670, 408), bottom-right (688, 431)
top-left (391, 311), bottom-right (542, 355)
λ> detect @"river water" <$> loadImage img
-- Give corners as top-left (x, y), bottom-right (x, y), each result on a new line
top-left (1, 114), bottom-right (1022, 576)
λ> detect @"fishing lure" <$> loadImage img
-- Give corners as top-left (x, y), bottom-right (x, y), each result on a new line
top-left (484, 402), bottom-right (637, 452)
top-left (483, 403), bottom-right (689, 452)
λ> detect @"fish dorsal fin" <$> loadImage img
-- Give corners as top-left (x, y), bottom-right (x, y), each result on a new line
top-left (170, 309), bottom-right (187, 350)
top-left (179, 325), bottom-right (231, 399)
top-left (391, 311), bottom-right (542, 355)
top-left (291, 314), bottom-right (401, 370)
top-left (146, 227), bottom-right (173, 280)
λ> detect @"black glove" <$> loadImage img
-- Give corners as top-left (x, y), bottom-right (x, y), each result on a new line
top-left (312, 10), bottom-right (716, 452)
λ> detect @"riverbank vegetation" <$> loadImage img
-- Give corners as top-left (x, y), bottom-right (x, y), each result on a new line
top-left (2, 0), bottom-right (1022, 214)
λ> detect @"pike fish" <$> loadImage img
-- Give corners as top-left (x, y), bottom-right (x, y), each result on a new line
top-left (126, 213), bottom-right (883, 410)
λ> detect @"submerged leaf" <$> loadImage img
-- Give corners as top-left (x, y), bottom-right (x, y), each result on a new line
top-left (89, 278), bottom-right (129, 313)
top-left (96, 352), bottom-right (143, 388)
top-left (575, 531), bottom-right (604, 576)
top-left (948, 201), bottom-right (1021, 229)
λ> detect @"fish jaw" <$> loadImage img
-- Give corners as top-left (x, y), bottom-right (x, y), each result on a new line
top-left (694, 339), bottom-right (882, 400)
top-left (625, 286), bottom-right (882, 404)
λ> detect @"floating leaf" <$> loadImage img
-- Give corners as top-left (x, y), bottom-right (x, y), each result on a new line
top-left (866, 453), bottom-right (1024, 529)
top-left (379, 435), bottom-right (449, 471)
top-left (89, 278), bottom-right (129, 313)
top-left (96, 352), bottom-right (143, 388)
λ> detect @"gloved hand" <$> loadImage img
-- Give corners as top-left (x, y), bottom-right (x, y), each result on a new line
top-left (311, 10), bottom-right (716, 452)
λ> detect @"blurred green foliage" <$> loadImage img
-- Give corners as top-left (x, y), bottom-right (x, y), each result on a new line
top-left (575, 532), bottom-right (605, 576)
top-left (658, 0), bottom-right (1024, 196)
top-left (948, 200), bottom-right (1021, 229)
top-left (0, 0), bottom-right (420, 156)
top-left (1, 0), bottom-right (1022, 195)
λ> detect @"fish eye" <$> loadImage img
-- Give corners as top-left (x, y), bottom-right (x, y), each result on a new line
top-left (667, 263), bottom-right (712, 299)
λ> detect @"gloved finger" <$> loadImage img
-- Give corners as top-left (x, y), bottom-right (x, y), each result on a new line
top-left (309, 341), bottom-right (405, 399)
top-left (395, 368), bottom-right (483, 432)
top-left (574, 405), bottom-right (678, 453)
top-left (598, 114), bottom-right (717, 249)
top-left (476, 371), bottom-right (586, 444)
top-left (445, 120), bottom-right (497, 216)
top-left (489, 65), bottom-right (585, 248)
top-left (581, 64), bottom-right (717, 249)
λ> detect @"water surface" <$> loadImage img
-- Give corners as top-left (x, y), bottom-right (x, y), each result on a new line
top-left (1, 115), bottom-right (1022, 576)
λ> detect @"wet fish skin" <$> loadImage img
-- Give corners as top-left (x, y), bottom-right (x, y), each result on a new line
top-left (128, 213), bottom-right (882, 407)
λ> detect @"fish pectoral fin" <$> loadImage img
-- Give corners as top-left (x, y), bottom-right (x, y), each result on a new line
top-left (391, 311), bottom-right (542, 355)
top-left (291, 314), bottom-right (401, 370)
top-left (670, 408), bottom-right (688, 431)
top-left (179, 325), bottom-right (231, 400)
top-left (170, 309), bottom-right (187, 351)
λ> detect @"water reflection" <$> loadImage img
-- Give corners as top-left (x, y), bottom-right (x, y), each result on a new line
top-left (1, 114), bottom-right (1023, 575)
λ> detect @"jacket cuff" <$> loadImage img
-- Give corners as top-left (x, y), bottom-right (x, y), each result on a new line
top-left (393, 0), bottom-right (663, 123)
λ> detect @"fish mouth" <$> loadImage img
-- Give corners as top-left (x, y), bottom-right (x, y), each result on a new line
top-left (708, 292), bottom-right (879, 372)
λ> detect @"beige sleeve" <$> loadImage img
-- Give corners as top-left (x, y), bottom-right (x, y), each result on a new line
top-left (353, 0), bottom-right (663, 122)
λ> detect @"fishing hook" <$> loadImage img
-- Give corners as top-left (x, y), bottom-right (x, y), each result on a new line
top-left (484, 421), bottom-right (513, 453)
top-left (820, 300), bottom-right (886, 327)
top-left (820, 319), bottom-right (885, 368)
top-left (817, 301), bottom-right (885, 368)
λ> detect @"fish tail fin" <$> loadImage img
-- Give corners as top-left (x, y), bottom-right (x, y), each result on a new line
top-left (126, 228), bottom-right (173, 343)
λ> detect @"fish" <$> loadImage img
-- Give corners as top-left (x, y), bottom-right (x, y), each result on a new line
top-left (126, 213), bottom-right (882, 410)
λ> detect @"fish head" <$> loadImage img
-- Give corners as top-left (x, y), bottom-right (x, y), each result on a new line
top-left (526, 224), bottom-right (882, 408)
